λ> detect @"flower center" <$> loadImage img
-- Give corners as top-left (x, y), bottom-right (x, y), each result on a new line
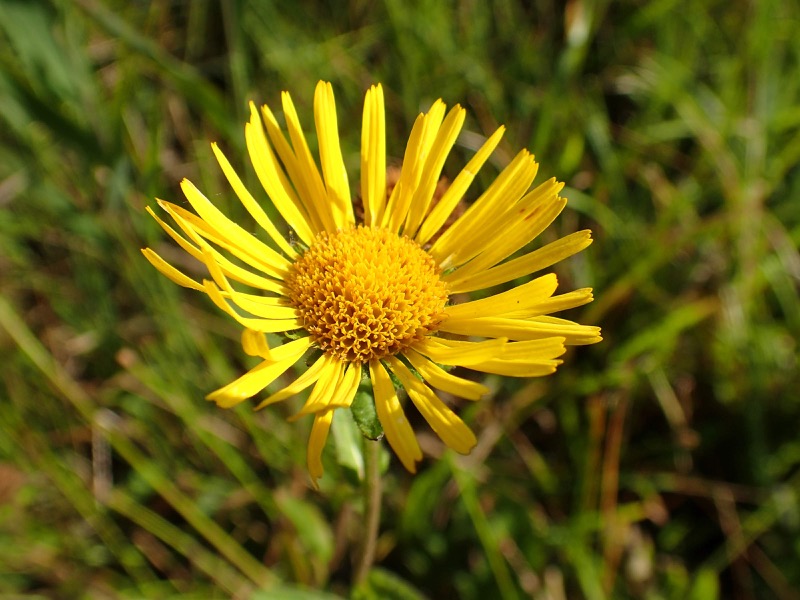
top-left (285, 226), bottom-right (449, 363)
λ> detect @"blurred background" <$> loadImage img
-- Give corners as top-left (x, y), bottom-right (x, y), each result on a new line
top-left (1, 0), bottom-right (799, 598)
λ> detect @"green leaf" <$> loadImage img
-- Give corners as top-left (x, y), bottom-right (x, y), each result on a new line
top-left (0, 0), bottom-right (78, 100)
top-left (274, 494), bottom-right (335, 570)
top-left (331, 406), bottom-right (365, 479)
top-left (352, 567), bottom-right (428, 600)
top-left (687, 568), bottom-right (719, 600)
top-left (250, 586), bottom-right (345, 600)
top-left (350, 383), bottom-right (384, 441)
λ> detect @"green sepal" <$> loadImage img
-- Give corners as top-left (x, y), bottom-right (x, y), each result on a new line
top-left (350, 378), bottom-right (384, 441)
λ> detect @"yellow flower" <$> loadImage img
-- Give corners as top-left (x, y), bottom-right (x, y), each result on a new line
top-left (142, 81), bottom-right (601, 481)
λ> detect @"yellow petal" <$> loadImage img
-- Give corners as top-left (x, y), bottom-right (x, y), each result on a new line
top-left (255, 353), bottom-right (328, 410)
top-left (279, 91), bottom-right (337, 232)
top-left (461, 337), bottom-right (567, 377)
top-left (380, 112), bottom-right (424, 231)
top-left (414, 337), bottom-right (507, 366)
top-left (446, 230), bottom-right (593, 293)
top-left (241, 328), bottom-right (272, 359)
top-left (200, 247), bottom-right (297, 320)
top-left (196, 243), bottom-right (297, 323)
top-left (206, 338), bottom-right (311, 407)
top-left (234, 297), bottom-right (298, 319)
top-left (211, 142), bottom-right (297, 258)
top-left (330, 362), bottom-right (361, 408)
top-left (444, 178), bottom-right (562, 271)
top-left (151, 201), bottom-right (283, 293)
top-left (430, 149), bottom-right (538, 266)
top-left (449, 193), bottom-right (566, 278)
top-left (314, 81), bottom-right (353, 227)
top-left (180, 179), bottom-right (289, 277)
top-left (437, 315), bottom-right (550, 339)
top-left (202, 279), bottom-right (301, 333)
top-left (290, 357), bottom-right (343, 419)
top-left (531, 316), bottom-right (603, 345)
top-left (443, 273), bottom-right (558, 320)
top-left (146, 204), bottom-right (207, 264)
top-left (424, 337), bottom-right (566, 377)
top-left (293, 361), bottom-right (361, 417)
top-left (245, 104), bottom-right (315, 244)
top-left (218, 287), bottom-right (298, 319)
top-left (416, 125), bottom-right (505, 246)
top-left (307, 409), bottom-right (334, 483)
top-left (403, 349), bottom-right (490, 401)
top-left (369, 359), bottom-right (422, 472)
top-left (361, 84), bottom-right (386, 227)
top-left (141, 248), bottom-right (204, 291)
top-left (382, 100), bottom-right (446, 232)
top-left (439, 315), bottom-right (602, 345)
top-left (403, 105), bottom-right (466, 238)
top-left (159, 200), bottom-right (287, 294)
top-left (468, 359), bottom-right (562, 377)
top-left (497, 338), bottom-right (567, 360)
top-left (207, 356), bottom-right (296, 407)
top-left (385, 356), bottom-right (477, 454)
top-left (503, 288), bottom-right (594, 319)
top-left (259, 102), bottom-right (328, 234)
top-left (418, 100), bottom-right (447, 166)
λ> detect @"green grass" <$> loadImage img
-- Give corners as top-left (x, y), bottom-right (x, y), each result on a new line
top-left (1, 0), bottom-right (799, 598)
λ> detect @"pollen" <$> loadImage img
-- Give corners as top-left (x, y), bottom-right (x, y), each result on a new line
top-left (285, 226), bottom-right (449, 363)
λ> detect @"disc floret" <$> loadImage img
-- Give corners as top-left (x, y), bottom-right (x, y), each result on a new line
top-left (286, 226), bottom-right (449, 363)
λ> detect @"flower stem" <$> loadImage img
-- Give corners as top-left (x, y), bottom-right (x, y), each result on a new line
top-left (354, 438), bottom-right (382, 584)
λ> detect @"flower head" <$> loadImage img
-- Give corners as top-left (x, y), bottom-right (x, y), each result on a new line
top-left (143, 81), bottom-right (601, 481)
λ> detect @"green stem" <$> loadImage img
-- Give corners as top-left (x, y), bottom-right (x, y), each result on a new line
top-left (354, 438), bottom-right (382, 584)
